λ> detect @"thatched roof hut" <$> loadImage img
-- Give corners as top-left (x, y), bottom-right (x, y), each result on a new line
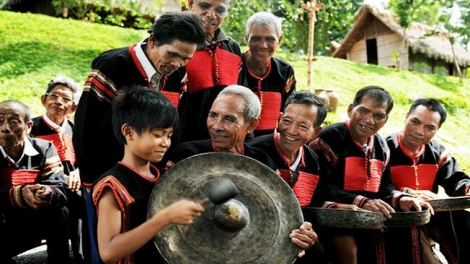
top-left (332, 4), bottom-right (470, 76)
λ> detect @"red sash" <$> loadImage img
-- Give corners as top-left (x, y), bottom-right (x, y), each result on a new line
top-left (255, 91), bottom-right (281, 131)
top-left (279, 169), bottom-right (319, 206)
top-left (35, 133), bottom-right (76, 164)
top-left (0, 167), bottom-right (40, 187)
top-left (161, 91), bottom-right (180, 108)
top-left (344, 157), bottom-right (384, 192)
top-left (186, 45), bottom-right (241, 92)
top-left (391, 164), bottom-right (438, 191)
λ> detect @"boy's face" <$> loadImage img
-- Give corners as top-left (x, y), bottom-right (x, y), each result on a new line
top-left (0, 102), bottom-right (33, 152)
top-left (41, 84), bottom-right (76, 124)
top-left (128, 127), bottom-right (173, 163)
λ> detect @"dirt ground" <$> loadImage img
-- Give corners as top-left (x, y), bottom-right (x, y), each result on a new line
top-left (13, 244), bottom-right (82, 264)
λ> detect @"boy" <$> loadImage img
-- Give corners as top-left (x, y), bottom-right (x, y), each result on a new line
top-left (0, 100), bottom-right (70, 264)
top-left (30, 76), bottom-right (84, 263)
top-left (92, 86), bottom-right (204, 264)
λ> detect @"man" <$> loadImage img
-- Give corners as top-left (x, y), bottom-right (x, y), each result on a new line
top-left (73, 11), bottom-right (205, 186)
top-left (239, 12), bottom-right (296, 136)
top-left (31, 76), bottom-right (84, 263)
top-left (177, 0), bottom-right (242, 143)
top-left (0, 100), bottom-right (70, 264)
top-left (170, 85), bottom-right (318, 260)
top-left (248, 91), bottom-right (332, 263)
top-left (387, 98), bottom-right (470, 263)
top-left (72, 12), bottom-right (205, 263)
top-left (311, 86), bottom-right (432, 264)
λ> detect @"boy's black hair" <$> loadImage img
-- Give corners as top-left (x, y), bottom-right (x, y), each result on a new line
top-left (112, 86), bottom-right (179, 145)
top-left (285, 91), bottom-right (328, 128)
top-left (0, 100), bottom-right (31, 123)
top-left (408, 97), bottom-right (447, 127)
top-left (353, 85), bottom-right (394, 115)
top-left (152, 11), bottom-right (205, 47)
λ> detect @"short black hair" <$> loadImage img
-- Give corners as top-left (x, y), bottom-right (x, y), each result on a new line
top-left (0, 100), bottom-right (31, 123)
top-left (408, 98), bottom-right (447, 127)
top-left (353, 85), bottom-right (394, 114)
top-left (285, 91), bottom-right (328, 128)
top-left (152, 11), bottom-right (205, 47)
top-left (112, 85), bottom-right (179, 145)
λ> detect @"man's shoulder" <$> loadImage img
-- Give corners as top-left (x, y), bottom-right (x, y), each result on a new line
top-left (92, 46), bottom-right (131, 68)
top-left (170, 139), bottom-right (212, 163)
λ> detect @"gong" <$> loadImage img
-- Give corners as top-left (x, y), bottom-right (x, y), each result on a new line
top-left (148, 152), bottom-right (303, 264)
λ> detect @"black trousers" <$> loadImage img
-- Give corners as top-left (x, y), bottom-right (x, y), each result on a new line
top-left (0, 206), bottom-right (71, 264)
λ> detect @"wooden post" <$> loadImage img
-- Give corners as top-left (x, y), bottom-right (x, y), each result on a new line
top-left (301, 0), bottom-right (323, 90)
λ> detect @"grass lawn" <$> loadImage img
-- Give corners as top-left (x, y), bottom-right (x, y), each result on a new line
top-left (2, 10), bottom-right (470, 170)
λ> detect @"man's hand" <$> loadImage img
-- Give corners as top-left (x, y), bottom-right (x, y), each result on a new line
top-left (66, 169), bottom-right (81, 192)
top-left (399, 196), bottom-right (434, 215)
top-left (21, 184), bottom-right (52, 210)
top-left (289, 221), bottom-right (318, 257)
top-left (362, 199), bottom-right (395, 219)
top-left (409, 190), bottom-right (439, 201)
top-left (335, 203), bottom-right (370, 211)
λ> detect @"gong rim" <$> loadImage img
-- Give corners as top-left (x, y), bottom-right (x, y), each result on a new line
top-left (148, 152), bottom-right (303, 264)
top-left (427, 196), bottom-right (470, 212)
top-left (302, 207), bottom-right (385, 230)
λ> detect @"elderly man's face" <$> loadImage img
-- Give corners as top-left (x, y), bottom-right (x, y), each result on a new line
top-left (207, 94), bottom-right (255, 153)
top-left (191, 0), bottom-right (228, 36)
top-left (0, 102), bottom-right (32, 153)
top-left (41, 84), bottom-right (76, 125)
top-left (246, 24), bottom-right (282, 63)
top-left (148, 38), bottom-right (197, 76)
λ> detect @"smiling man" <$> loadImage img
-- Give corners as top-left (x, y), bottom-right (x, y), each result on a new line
top-left (239, 12), bottom-right (296, 137)
top-left (311, 86), bottom-right (432, 264)
top-left (386, 98), bottom-right (470, 263)
top-left (169, 85), bottom-right (319, 260)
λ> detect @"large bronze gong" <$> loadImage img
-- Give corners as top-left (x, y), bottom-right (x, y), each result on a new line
top-left (148, 152), bottom-right (303, 264)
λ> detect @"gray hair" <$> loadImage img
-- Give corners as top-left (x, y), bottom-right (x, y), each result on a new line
top-left (46, 76), bottom-right (80, 103)
top-left (219, 85), bottom-right (261, 122)
top-left (245, 12), bottom-right (282, 37)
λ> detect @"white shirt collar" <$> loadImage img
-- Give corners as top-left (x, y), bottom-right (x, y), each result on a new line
top-left (135, 38), bottom-right (161, 81)
top-left (0, 137), bottom-right (39, 166)
top-left (42, 113), bottom-right (67, 133)
top-left (290, 147), bottom-right (303, 171)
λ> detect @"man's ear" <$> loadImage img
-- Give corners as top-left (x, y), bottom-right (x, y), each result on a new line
top-left (278, 35), bottom-right (283, 45)
top-left (25, 121), bottom-right (33, 134)
top-left (40, 95), bottom-right (47, 107)
top-left (311, 126), bottom-right (323, 140)
top-left (247, 118), bottom-right (259, 134)
top-left (69, 104), bottom-right (78, 115)
top-left (121, 124), bottom-right (133, 140)
top-left (347, 104), bottom-right (354, 118)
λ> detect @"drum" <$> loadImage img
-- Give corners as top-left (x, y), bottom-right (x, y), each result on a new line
top-left (385, 209), bottom-right (431, 227)
top-left (302, 207), bottom-right (385, 230)
top-left (426, 196), bottom-right (470, 212)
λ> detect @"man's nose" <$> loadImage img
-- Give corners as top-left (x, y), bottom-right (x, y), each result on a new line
top-left (0, 123), bottom-right (10, 134)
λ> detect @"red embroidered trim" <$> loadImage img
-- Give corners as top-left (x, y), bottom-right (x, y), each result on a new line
top-left (344, 157), bottom-right (383, 192)
top-left (255, 91), bottom-right (281, 131)
top-left (390, 164), bottom-right (437, 191)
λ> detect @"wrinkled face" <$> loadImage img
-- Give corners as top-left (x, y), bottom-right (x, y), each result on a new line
top-left (207, 94), bottom-right (254, 152)
top-left (148, 39), bottom-right (197, 76)
top-left (128, 127), bottom-right (173, 163)
top-left (42, 84), bottom-right (75, 124)
top-left (0, 102), bottom-right (32, 151)
top-left (278, 103), bottom-right (318, 154)
top-left (402, 105), bottom-right (441, 151)
top-left (348, 96), bottom-right (389, 145)
top-left (246, 24), bottom-right (281, 62)
top-left (191, 0), bottom-right (228, 36)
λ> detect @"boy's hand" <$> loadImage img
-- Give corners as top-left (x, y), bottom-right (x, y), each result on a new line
top-left (166, 200), bottom-right (205, 225)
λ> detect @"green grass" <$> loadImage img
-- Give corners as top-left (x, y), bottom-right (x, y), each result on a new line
top-left (2, 10), bottom-right (470, 171)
